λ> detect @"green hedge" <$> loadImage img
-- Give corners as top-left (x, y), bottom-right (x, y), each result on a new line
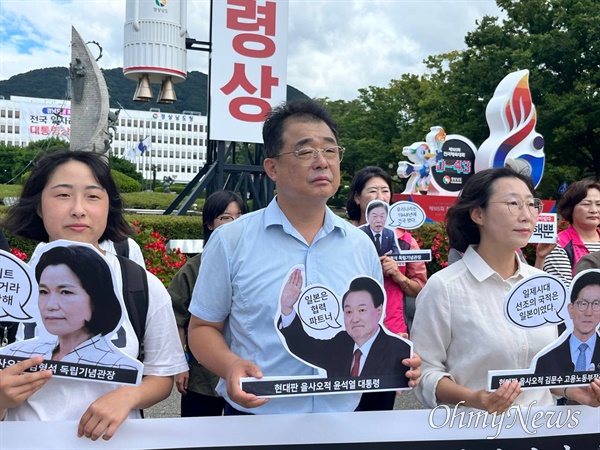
top-left (122, 192), bottom-right (205, 211)
top-left (126, 214), bottom-right (203, 240)
top-left (112, 170), bottom-right (142, 193)
top-left (3, 230), bottom-right (39, 260)
top-left (2, 214), bottom-right (203, 262)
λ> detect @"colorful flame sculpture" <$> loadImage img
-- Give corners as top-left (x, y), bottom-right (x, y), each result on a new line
top-left (475, 70), bottom-right (545, 187)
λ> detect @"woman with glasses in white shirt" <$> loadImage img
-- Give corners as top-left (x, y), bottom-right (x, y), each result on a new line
top-left (412, 167), bottom-right (558, 413)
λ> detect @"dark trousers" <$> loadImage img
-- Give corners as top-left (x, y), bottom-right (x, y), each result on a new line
top-left (180, 391), bottom-right (226, 417)
top-left (355, 391), bottom-right (397, 411)
top-left (224, 402), bottom-right (254, 416)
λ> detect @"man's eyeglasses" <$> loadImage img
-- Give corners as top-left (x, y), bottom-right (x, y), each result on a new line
top-left (276, 146), bottom-right (345, 166)
top-left (573, 299), bottom-right (600, 312)
top-left (489, 198), bottom-right (543, 216)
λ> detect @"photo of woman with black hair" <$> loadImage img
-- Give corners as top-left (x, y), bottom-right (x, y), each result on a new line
top-left (3, 244), bottom-right (140, 372)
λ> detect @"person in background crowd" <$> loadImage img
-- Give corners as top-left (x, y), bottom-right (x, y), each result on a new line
top-left (0, 150), bottom-right (187, 441)
top-left (576, 250), bottom-right (600, 273)
top-left (544, 179), bottom-right (600, 287)
top-left (169, 190), bottom-right (247, 417)
top-left (346, 166), bottom-right (426, 337)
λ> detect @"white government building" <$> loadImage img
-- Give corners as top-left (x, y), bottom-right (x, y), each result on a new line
top-left (0, 95), bottom-right (208, 183)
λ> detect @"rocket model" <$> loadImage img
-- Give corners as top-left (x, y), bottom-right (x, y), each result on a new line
top-left (123, 0), bottom-right (188, 103)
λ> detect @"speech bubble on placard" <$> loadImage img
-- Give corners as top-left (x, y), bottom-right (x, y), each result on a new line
top-left (388, 201), bottom-right (426, 230)
top-left (297, 286), bottom-right (342, 330)
top-left (504, 274), bottom-right (567, 329)
top-left (0, 250), bottom-right (34, 321)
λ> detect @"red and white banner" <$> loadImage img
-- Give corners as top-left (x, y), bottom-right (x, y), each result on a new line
top-left (209, 0), bottom-right (288, 143)
top-left (19, 101), bottom-right (70, 142)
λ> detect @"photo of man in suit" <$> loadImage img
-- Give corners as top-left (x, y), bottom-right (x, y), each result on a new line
top-left (534, 270), bottom-right (600, 374)
top-left (359, 200), bottom-right (400, 257)
top-left (278, 272), bottom-right (411, 387)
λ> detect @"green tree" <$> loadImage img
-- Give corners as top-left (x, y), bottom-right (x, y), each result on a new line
top-left (425, 0), bottom-right (600, 179)
top-left (109, 155), bottom-right (143, 184)
top-left (325, 74), bottom-right (439, 190)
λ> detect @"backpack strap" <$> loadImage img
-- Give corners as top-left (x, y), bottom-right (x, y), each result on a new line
top-left (114, 239), bottom-right (130, 258)
top-left (116, 255), bottom-right (148, 362)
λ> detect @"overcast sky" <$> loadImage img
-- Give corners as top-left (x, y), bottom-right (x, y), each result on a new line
top-left (0, 0), bottom-right (503, 101)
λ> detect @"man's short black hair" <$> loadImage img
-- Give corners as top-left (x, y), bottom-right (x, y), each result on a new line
top-left (262, 99), bottom-right (339, 158)
top-left (571, 270), bottom-right (600, 303)
top-left (341, 277), bottom-right (385, 309)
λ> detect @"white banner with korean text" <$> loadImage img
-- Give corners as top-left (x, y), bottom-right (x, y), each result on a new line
top-left (18, 101), bottom-right (71, 142)
top-left (209, 0), bottom-right (288, 143)
top-left (1, 406), bottom-right (599, 449)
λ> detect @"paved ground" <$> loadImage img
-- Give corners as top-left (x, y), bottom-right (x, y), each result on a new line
top-left (145, 384), bottom-right (426, 418)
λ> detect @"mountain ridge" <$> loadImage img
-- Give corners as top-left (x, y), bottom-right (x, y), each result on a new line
top-left (0, 67), bottom-right (309, 115)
